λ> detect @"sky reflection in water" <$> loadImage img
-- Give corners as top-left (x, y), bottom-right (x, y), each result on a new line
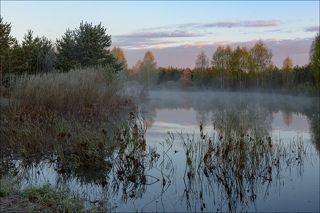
top-left (4, 91), bottom-right (320, 212)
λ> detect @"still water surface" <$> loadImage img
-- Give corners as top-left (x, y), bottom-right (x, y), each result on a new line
top-left (9, 91), bottom-right (320, 212)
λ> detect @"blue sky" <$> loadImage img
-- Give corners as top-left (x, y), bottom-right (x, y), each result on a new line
top-left (1, 1), bottom-right (319, 67)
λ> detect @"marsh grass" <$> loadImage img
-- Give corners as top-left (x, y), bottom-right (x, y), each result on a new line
top-left (0, 176), bottom-right (19, 197)
top-left (0, 67), bottom-right (140, 176)
top-left (0, 67), bottom-right (153, 211)
top-left (22, 184), bottom-right (84, 212)
top-left (0, 176), bottom-right (86, 212)
top-left (174, 126), bottom-right (308, 212)
top-left (6, 67), bottom-right (127, 118)
top-left (0, 115), bottom-right (159, 209)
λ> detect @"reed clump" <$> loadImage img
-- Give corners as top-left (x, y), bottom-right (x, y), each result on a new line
top-left (0, 67), bottom-right (140, 176)
top-left (176, 126), bottom-right (307, 212)
top-left (6, 67), bottom-right (129, 118)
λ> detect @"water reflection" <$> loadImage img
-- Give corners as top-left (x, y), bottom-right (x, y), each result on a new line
top-left (143, 91), bottom-right (319, 152)
top-left (309, 112), bottom-right (320, 153)
top-left (179, 126), bottom-right (307, 212)
top-left (1, 91), bottom-right (319, 212)
top-left (3, 128), bottom-right (311, 211)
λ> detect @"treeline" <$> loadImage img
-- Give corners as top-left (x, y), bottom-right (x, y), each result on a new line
top-left (128, 37), bottom-right (320, 95)
top-left (1, 17), bottom-right (319, 95)
top-left (191, 41), bottom-right (318, 93)
top-left (0, 18), bottom-right (125, 82)
top-left (153, 64), bottom-right (316, 93)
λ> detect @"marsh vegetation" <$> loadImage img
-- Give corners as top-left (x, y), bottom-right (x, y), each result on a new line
top-left (0, 18), bottom-right (319, 212)
top-left (1, 88), bottom-right (319, 212)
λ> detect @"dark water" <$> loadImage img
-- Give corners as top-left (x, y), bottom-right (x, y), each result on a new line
top-left (3, 91), bottom-right (320, 212)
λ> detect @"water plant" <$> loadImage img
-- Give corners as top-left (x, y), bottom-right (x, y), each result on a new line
top-left (175, 125), bottom-right (308, 212)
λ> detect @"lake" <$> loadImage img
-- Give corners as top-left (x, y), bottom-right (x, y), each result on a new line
top-left (4, 91), bottom-right (320, 212)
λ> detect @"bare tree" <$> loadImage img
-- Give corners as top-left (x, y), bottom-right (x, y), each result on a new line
top-left (195, 50), bottom-right (209, 69)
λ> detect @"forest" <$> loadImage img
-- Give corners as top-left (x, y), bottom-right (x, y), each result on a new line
top-left (1, 18), bottom-right (319, 96)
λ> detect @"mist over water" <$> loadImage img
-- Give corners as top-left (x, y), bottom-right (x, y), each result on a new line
top-left (139, 90), bottom-right (319, 212)
top-left (3, 89), bottom-right (319, 212)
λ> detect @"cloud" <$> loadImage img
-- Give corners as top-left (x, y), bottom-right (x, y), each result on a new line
top-left (113, 19), bottom-right (280, 49)
top-left (113, 30), bottom-right (204, 49)
top-left (115, 31), bottom-right (201, 39)
top-left (183, 41), bottom-right (228, 48)
top-left (201, 22), bottom-right (239, 28)
top-left (242, 20), bottom-right (279, 27)
top-left (200, 20), bottom-right (279, 28)
top-left (112, 37), bottom-right (180, 50)
top-left (305, 26), bottom-right (319, 32)
top-left (140, 20), bottom-right (280, 32)
top-left (122, 38), bottom-right (314, 68)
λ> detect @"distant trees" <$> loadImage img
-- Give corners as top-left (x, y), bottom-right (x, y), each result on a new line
top-left (181, 68), bottom-right (192, 86)
top-left (210, 42), bottom-right (272, 74)
top-left (130, 35), bottom-right (317, 95)
top-left (184, 39), bottom-right (317, 94)
top-left (211, 46), bottom-right (232, 71)
top-left (127, 37), bottom-right (317, 94)
top-left (112, 47), bottom-right (127, 70)
top-left (230, 46), bottom-right (249, 88)
top-left (128, 51), bottom-right (158, 88)
top-left (248, 41), bottom-right (272, 73)
top-left (195, 50), bottom-right (209, 69)
top-left (140, 51), bottom-right (158, 87)
top-left (282, 56), bottom-right (293, 71)
top-left (281, 56), bottom-right (294, 87)
top-left (231, 46), bottom-right (249, 73)
top-left (56, 21), bottom-right (122, 72)
top-left (310, 33), bottom-right (320, 87)
top-left (193, 51), bottom-right (210, 87)
top-left (158, 67), bottom-right (183, 84)
top-left (210, 46), bottom-right (232, 88)
top-left (206, 41), bottom-right (273, 88)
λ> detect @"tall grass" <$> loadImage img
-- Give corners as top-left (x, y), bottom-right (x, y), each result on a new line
top-left (7, 67), bottom-right (129, 118)
top-left (0, 67), bottom-right (140, 176)
top-left (175, 126), bottom-right (307, 212)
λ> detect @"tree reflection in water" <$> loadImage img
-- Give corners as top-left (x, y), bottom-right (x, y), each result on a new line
top-left (161, 101), bottom-right (308, 212)
top-left (0, 93), bottom-right (317, 212)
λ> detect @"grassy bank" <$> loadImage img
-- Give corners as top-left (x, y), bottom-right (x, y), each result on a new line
top-left (0, 176), bottom-right (86, 212)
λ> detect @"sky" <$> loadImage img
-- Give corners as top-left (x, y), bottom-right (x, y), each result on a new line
top-left (1, 1), bottom-right (319, 68)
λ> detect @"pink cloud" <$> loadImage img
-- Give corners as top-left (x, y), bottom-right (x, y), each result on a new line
top-left (244, 20), bottom-right (280, 27)
top-left (184, 41), bottom-right (228, 48)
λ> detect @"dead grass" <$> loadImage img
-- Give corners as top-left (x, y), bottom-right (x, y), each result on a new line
top-left (0, 67), bottom-right (139, 173)
top-left (6, 67), bottom-right (128, 118)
